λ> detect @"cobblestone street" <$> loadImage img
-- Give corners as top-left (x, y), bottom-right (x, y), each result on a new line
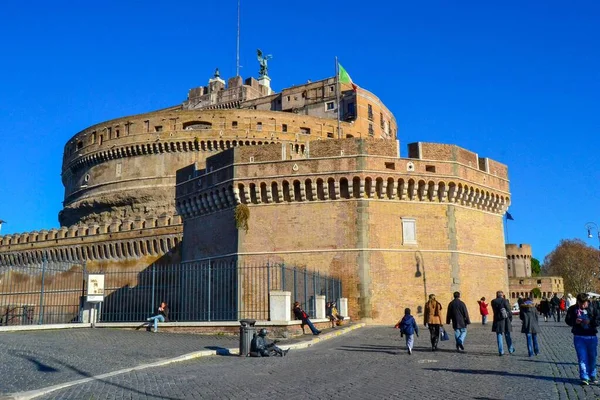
top-left (2, 321), bottom-right (600, 399)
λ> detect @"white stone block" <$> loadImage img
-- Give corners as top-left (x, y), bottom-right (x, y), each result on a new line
top-left (269, 291), bottom-right (291, 321)
top-left (338, 297), bottom-right (348, 318)
top-left (315, 295), bottom-right (326, 319)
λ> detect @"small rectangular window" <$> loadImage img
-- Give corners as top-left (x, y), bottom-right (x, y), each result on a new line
top-left (426, 165), bottom-right (436, 173)
top-left (327, 132), bottom-right (334, 138)
top-left (368, 123), bottom-right (374, 137)
top-left (287, 96), bottom-right (290, 101)
top-left (300, 127), bottom-right (311, 135)
top-left (326, 101), bottom-right (335, 111)
top-left (330, 86), bottom-right (334, 92)
top-left (402, 218), bottom-right (417, 245)
top-left (115, 129), bottom-right (120, 138)
top-left (385, 162), bottom-right (395, 170)
top-left (282, 124), bottom-right (288, 132)
top-left (256, 122), bottom-right (262, 131)
top-left (155, 126), bottom-right (163, 132)
top-left (368, 104), bottom-right (374, 121)
top-left (232, 121), bottom-right (238, 129)
top-left (107, 127), bottom-right (112, 138)
top-left (99, 135), bottom-right (104, 145)
top-left (144, 120), bottom-right (150, 132)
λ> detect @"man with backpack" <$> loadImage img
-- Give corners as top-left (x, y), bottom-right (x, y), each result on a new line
top-left (492, 290), bottom-right (514, 356)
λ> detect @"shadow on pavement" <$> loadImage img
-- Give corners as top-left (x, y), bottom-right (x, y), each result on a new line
top-left (424, 367), bottom-right (576, 384)
top-left (335, 345), bottom-right (398, 355)
top-left (204, 346), bottom-right (237, 356)
top-left (10, 351), bottom-right (59, 373)
top-left (9, 351), bottom-right (181, 399)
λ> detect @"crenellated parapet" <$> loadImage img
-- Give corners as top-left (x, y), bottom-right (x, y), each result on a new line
top-left (175, 139), bottom-right (510, 220)
top-left (0, 216), bottom-right (182, 266)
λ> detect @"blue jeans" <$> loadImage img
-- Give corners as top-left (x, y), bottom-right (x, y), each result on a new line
top-left (303, 318), bottom-right (319, 334)
top-left (574, 335), bottom-right (598, 380)
top-left (526, 333), bottom-right (539, 356)
top-left (482, 315), bottom-right (488, 325)
top-left (454, 328), bottom-right (467, 346)
top-left (149, 315), bottom-right (165, 332)
top-left (497, 332), bottom-right (514, 355)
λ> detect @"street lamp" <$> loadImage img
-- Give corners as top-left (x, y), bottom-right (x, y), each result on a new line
top-left (585, 222), bottom-right (600, 280)
top-left (586, 222), bottom-right (600, 250)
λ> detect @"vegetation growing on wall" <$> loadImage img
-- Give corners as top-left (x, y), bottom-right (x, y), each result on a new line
top-left (235, 204), bottom-right (250, 233)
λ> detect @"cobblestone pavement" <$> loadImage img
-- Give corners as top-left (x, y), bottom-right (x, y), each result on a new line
top-left (0, 329), bottom-right (239, 394)
top-left (19, 321), bottom-right (600, 400)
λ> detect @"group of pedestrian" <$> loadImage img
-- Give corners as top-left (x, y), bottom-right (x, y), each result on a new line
top-left (395, 290), bottom-right (541, 357)
top-left (536, 293), bottom-right (569, 322)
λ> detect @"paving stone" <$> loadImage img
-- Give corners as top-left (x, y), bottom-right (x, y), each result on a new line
top-left (6, 321), bottom-right (600, 399)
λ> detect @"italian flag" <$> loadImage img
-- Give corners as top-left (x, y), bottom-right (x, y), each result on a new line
top-left (338, 63), bottom-right (358, 91)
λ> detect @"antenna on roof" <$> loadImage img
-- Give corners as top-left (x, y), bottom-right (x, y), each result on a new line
top-left (236, 0), bottom-right (241, 77)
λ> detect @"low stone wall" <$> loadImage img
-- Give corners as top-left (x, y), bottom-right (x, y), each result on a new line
top-left (95, 319), bottom-right (344, 338)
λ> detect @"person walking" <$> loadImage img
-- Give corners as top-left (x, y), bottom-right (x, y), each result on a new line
top-left (424, 294), bottom-right (443, 351)
top-left (478, 297), bottom-right (489, 325)
top-left (293, 301), bottom-right (321, 335)
top-left (539, 297), bottom-right (550, 322)
top-left (566, 293), bottom-right (576, 309)
top-left (446, 291), bottom-right (470, 352)
top-left (491, 291), bottom-right (514, 356)
top-left (566, 293), bottom-right (599, 386)
top-left (559, 296), bottom-right (567, 319)
top-left (395, 308), bottom-right (419, 355)
top-left (520, 296), bottom-right (540, 357)
top-left (550, 293), bottom-right (561, 322)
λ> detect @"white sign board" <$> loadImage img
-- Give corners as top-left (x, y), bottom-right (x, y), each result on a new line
top-left (87, 274), bottom-right (105, 302)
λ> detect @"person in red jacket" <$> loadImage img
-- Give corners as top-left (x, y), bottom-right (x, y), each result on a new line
top-left (478, 297), bottom-right (489, 325)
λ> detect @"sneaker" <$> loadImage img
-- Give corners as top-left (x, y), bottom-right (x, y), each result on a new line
top-left (146, 318), bottom-right (152, 321)
top-left (458, 343), bottom-right (465, 351)
top-left (153, 329), bottom-right (158, 333)
top-left (408, 348), bottom-right (412, 355)
top-left (313, 331), bottom-right (321, 336)
top-left (581, 379), bottom-right (590, 386)
top-left (591, 378), bottom-right (599, 384)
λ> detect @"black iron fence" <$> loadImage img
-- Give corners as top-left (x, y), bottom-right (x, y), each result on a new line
top-left (0, 261), bottom-right (86, 326)
top-left (0, 258), bottom-right (342, 325)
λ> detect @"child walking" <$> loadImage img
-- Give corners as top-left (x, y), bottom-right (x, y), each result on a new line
top-left (395, 308), bottom-right (419, 355)
top-left (478, 297), bottom-right (489, 325)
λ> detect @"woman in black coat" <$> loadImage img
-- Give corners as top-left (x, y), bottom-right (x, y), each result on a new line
top-left (520, 297), bottom-right (541, 356)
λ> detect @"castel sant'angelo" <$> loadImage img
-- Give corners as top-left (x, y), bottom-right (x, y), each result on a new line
top-left (0, 59), bottom-right (512, 324)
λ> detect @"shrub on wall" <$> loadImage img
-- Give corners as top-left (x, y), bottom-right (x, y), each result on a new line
top-left (235, 204), bottom-right (250, 233)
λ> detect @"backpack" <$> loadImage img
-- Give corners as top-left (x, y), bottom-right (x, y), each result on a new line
top-left (500, 307), bottom-right (509, 319)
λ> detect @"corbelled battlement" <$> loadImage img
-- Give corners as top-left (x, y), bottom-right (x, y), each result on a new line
top-left (175, 139), bottom-right (510, 220)
top-left (506, 243), bottom-right (532, 258)
top-left (0, 215), bottom-right (181, 247)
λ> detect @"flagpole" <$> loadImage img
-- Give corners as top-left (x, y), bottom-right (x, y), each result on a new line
top-left (504, 214), bottom-right (509, 244)
top-left (335, 56), bottom-right (341, 139)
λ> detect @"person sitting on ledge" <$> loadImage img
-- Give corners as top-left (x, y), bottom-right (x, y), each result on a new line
top-left (293, 301), bottom-right (321, 335)
top-left (250, 328), bottom-right (288, 357)
top-left (147, 301), bottom-right (169, 333)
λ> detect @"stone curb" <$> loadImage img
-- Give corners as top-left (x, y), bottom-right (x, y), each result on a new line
top-left (3, 322), bottom-right (365, 400)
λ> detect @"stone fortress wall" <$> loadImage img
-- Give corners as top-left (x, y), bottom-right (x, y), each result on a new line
top-left (176, 139), bottom-right (511, 323)
top-left (2, 74), bottom-right (397, 278)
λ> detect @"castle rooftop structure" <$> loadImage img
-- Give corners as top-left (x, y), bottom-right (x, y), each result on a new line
top-left (59, 73), bottom-right (395, 228)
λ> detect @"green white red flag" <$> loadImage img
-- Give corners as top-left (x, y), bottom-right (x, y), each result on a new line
top-left (338, 63), bottom-right (357, 91)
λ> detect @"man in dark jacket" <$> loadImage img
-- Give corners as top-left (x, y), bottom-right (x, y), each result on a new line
top-left (491, 291), bottom-right (514, 356)
top-left (566, 293), bottom-right (599, 385)
top-left (250, 328), bottom-right (288, 357)
top-left (446, 291), bottom-right (470, 352)
top-left (550, 293), bottom-right (561, 322)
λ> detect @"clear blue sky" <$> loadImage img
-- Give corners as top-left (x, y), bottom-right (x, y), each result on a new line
top-left (1, 1), bottom-right (599, 261)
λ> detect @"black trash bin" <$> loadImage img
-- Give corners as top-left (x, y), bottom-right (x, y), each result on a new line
top-left (239, 319), bottom-right (257, 357)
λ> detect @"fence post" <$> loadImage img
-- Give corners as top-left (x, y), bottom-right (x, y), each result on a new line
top-left (38, 255), bottom-right (47, 325)
top-left (208, 259), bottom-right (212, 322)
top-left (313, 271), bottom-right (318, 313)
top-left (266, 261), bottom-right (270, 319)
top-left (281, 263), bottom-right (285, 291)
top-left (304, 269), bottom-right (308, 314)
top-left (151, 264), bottom-right (156, 316)
top-left (293, 267), bottom-right (297, 303)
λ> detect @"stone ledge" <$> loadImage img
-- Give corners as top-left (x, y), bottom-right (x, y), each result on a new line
top-left (0, 323), bottom-right (91, 333)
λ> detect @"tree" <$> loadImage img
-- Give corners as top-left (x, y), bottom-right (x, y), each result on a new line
top-left (543, 239), bottom-right (600, 294)
top-left (531, 287), bottom-right (541, 298)
top-left (531, 258), bottom-right (541, 276)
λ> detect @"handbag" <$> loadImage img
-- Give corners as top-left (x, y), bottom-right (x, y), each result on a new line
top-left (440, 327), bottom-right (450, 341)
